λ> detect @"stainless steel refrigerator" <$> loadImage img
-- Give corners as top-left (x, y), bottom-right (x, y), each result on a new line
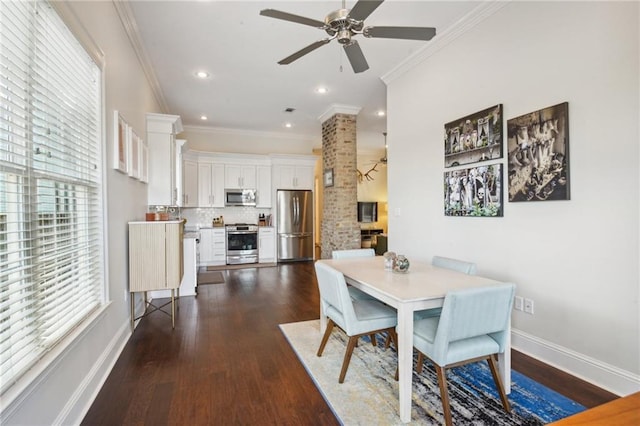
top-left (276, 189), bottom-right (313, 261)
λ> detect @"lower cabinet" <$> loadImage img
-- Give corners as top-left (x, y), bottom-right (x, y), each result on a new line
top-left (258, 227), bottom-right (276, 264)
top-left (200, 228), bottom-right (226, 266)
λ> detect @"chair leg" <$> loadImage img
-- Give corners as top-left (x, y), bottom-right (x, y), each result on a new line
top-left (384, 333), bottom-right (391, 349)
top-left (388, 328), bottom-right (398, 350)
top-left (416, 351), bottom-right (425, 374)
top-left (370, 333), bottom-right (377, 346)
top-left (339, 336), bottom-right (359, 383)
top-left (487, 355), bottom-right (511, 413)
top-left (436, 366), bottom-right (453, 426)
top-left (317, 319), bottom-right (335, 357)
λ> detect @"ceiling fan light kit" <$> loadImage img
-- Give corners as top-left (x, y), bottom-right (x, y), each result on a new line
top-left (260, 0), bottom-right (436, 74)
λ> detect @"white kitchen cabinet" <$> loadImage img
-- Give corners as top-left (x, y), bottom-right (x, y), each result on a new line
top-left (273, 164), bottom-right (314, 190)
top-left (199, 227), bottom-right (226, 266)
top-left (146, 113), bottom-right (183, 205)
top-left (256, 165), bottom-right (272, 208)
top-left (225, 164), bottom-right (256, 189)
top-left (258, 227), bottom-right (276, 264)
top-left (182, 159), bottom-right (198, 207)
top-left (197, 162), bottom-right (225, 207)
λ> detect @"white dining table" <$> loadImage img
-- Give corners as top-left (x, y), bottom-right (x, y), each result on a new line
top-left (318, 256), bottom-right (512, 424)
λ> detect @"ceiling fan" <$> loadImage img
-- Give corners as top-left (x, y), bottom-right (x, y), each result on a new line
top-left (260, 0), bottom-right (436, 73)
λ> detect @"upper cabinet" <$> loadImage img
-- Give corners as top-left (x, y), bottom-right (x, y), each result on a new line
top-left (180, 152), bottom-right (316, 209)
top-left (225, 164), bottom-right (256, 189)
top-left (182, 158), bottom-right (198, 207)
top-left (270, 154), bottom-right (317, 191)
top-left (273, 164), bottom-right (314, 190)
top-left (146, 113), bottom-right (183, 205)
top-left (256, 165), bottom-right (272, 208)
top-left (197, 161), bottom-right (225, 208)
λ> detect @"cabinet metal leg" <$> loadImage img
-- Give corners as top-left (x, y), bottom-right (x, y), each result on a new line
top-left (130, 293), bottom-right (134, 332)
top-left (171, 289), bottom-right (175, 329)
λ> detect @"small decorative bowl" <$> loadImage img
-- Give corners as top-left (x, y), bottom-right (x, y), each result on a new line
top-left (393, 255), bottom-right (410, 273)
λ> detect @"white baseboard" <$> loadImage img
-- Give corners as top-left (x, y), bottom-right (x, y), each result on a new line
top-left (512, 328), bottom-right (640, 397)
top-left (64, 320), bottom-right (132, 425)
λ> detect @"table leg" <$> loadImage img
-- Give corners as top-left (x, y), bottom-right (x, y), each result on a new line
top-left (499, 319), bottom-right (512, 393)
top-left (397, 304), bottom-right (414, 423)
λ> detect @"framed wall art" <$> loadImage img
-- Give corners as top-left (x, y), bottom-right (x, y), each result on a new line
top-left (139, 141), bottom-right (149, 183)
top-left (444, 163), bottom-right (503, 217)
top-left (128, 129), bottom-right (140, 179)
top-left (444, 104), bottom-right (503, 167)
top-left (507, 102), bottom-right (569, 202)
top-left (323, 168), bottom-right (334, 187)
top-left (113, 110), bottom-right (128, 173)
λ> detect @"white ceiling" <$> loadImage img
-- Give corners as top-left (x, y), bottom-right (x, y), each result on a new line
top-left (126, 1), bottom-right (479, 148)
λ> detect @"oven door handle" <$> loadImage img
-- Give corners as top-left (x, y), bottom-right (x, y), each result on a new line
top-left (227, 231), bottom-right (258, 235)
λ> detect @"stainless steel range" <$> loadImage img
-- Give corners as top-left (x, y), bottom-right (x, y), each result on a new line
top-left (225, 223), bottom-right (259, 265)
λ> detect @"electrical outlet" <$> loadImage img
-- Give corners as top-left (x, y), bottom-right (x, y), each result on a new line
top-left (514, 296), bottom-right (524, 311)
top-left (524, 298), bottom-right (534, 314)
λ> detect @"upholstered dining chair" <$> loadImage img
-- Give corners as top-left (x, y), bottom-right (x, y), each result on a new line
top-left (415, 256), bottom-right (477, 324)
top-left (314, 261), bottom-right (398, 383)
top-left (385, 255), bottom-right (479, 349)
top-left (412, 283), bottom-right (516, 426)
top-left (332, 249), bottom-right (377, 301)
top-left (432, 255), bottom-right (477, 275)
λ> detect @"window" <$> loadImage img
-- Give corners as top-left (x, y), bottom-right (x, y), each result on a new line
top-left (0, 0), bottom-right (104, 394)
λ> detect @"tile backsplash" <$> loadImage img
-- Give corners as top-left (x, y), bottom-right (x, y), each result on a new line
top-left (181, 206), bottom-right (272, 228)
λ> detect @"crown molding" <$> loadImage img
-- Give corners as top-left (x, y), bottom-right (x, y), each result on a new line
top-left (112, 0), bottom-right (169, 113)
top-left (318, 104), bottom-right (362, 123)
top-left (382, 0), bottom-right (510, 84)
top-left (182, 124), bottom-right (317, 142)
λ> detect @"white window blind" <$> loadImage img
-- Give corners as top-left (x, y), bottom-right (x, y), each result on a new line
top-left (0, 0), bottom-right (104, 394)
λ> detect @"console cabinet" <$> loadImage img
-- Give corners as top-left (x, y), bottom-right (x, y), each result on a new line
top-left (128, 221), bottom-right (184, 328)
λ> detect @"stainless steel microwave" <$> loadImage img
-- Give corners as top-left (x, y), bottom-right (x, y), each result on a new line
top-left (225, 189), bottom-right (256, 207)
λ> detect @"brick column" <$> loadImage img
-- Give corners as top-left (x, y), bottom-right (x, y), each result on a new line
top-left (321, 113), bottom-right (360, 259)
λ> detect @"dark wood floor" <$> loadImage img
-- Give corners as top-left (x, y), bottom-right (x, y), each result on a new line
top-left (82, 262), bottom-right (617, 425)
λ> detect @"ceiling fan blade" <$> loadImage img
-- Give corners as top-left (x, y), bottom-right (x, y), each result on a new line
top-left (278, 39), bottom-right (331, 65)
top-left (348, 0), bottom-right (385, 22)
top-left (260, 9), bottom-right (325, 28)
top-left (343, 41), bottom-right (369, 73)
top-left (364, 26), bottom-right (436, 41)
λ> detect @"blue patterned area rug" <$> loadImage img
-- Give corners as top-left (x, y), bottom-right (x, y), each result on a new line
top-left (280, 320), bottom-right (585, 425)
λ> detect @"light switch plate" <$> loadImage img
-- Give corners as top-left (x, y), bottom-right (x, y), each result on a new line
top-left (514, 296), bottom-right (524, 311)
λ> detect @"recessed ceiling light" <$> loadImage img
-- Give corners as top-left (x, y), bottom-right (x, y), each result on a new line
top-left (195, 71), bottom-right (209, 79)
top-left (377, 110), bottom-right (386, 117)
top-left (284, 122), bottom-right (292, 128)
top-left (316, 87), bottom-right (328, 94)
top-left (200, 115), bottom-right (208, 120)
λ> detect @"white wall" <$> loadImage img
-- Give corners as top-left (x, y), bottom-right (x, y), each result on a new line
top-left (181, 124), bottom-right (384, 154)
top-left (1, 2), bottom-right (161, 424)
top-left (386, 1), bottom-right (639, 395)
